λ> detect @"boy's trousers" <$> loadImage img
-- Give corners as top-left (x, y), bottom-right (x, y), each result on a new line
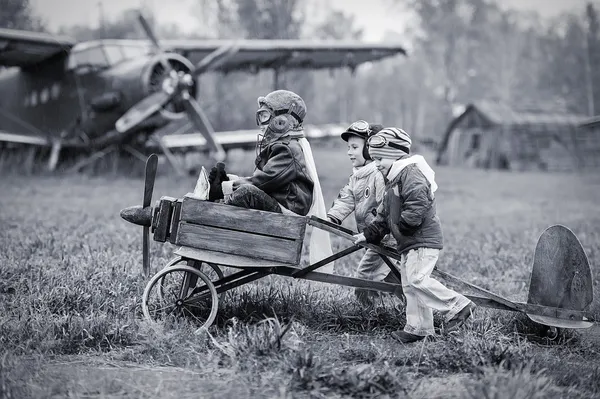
top-left (399, 247), bottom-right (471, 336)
top-left (356, 234), bottom-right (398, 281)
top-left (356, 248), bottom-right (391, 281)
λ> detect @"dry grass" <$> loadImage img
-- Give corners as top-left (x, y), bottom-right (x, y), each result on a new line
top-left (1, 142), bottom-right (600, 398)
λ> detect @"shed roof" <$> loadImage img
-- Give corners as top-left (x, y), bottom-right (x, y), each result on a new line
top-left (579, 115), bottom-right (600, 128)
top-left (460, 101), bottom-right (588, 127)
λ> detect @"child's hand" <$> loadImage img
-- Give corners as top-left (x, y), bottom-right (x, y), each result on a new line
top-left (353, 233), bottom-right (366, 245)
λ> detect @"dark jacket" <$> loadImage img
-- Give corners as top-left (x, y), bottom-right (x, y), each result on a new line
top-left (235, 131), bottom-right (314, 216)
top-left (363, 160), bottom-right (443, 254)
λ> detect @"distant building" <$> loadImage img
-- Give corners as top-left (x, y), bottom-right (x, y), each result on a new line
top-left (435, 101), bottom-right (591, 172)
top-left (577, 116), bottom-right (600, 170)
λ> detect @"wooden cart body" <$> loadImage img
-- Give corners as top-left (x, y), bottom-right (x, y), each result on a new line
top-left (141, 195), bottom-right (596, 333)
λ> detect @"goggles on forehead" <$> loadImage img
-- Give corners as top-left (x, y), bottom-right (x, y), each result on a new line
top-left (346, 120), bottom-right (371, 134)
top-left (367, 134), bottom-right (410, 154)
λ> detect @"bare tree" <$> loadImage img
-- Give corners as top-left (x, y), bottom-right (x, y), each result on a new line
top-left (0, 0), bottom-right (45, 31)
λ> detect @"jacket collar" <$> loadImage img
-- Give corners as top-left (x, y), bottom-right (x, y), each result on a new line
top-left (353, 161), bottom-right (378, 179)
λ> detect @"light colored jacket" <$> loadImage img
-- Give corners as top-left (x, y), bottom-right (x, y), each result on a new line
top-left (327, 162), bottom-right (386, 233)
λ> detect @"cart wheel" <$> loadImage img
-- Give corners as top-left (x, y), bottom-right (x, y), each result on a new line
top-left (143, 265), bottom-right (219, 333)
top-left (196, 262), bottom-right (226, 301)
top-left (159, 259), bottom-right (225, 301)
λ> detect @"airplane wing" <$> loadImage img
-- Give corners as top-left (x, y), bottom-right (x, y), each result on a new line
top-left (0, 28), bottom-right (75, 67)
top-left (0, 130), bottom-right (48, 145)
top-left (151, 122), bottom-right (347, 152)
top-left (161, 39), bottom-right (406, 72)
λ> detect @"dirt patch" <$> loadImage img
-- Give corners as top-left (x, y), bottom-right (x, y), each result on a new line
top-left (27, 356), bottom-right (249, 399)
top-left (409, 373), bottom-right (472, 398)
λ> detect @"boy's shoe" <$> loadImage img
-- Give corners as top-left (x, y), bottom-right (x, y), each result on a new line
top-left (391, 330), bottom-right (427, 344)
top-left (445, 302), bottom-right (476, 332)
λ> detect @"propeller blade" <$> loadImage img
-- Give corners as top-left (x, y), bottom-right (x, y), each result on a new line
top-left (138, 12), bottom-right (161, 49)
top-left (116, 91), bottom-right (173, 133)
top-left (143, 153), bottom-right (158, 207)
top-left (181, 94), bottom-right (226, 162)
top-left (143, 226), bottom-right (150, 277)
top-left (193, 42), bottom-right (240, 75)
top-left (137, 12), bottom-right (173, 74)
top-left (142, 154), bottom-right (158, 277)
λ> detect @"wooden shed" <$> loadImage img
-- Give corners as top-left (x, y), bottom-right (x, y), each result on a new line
top-left (436, 102), bottom-right (590, 172)
top-left (577, 116), bottom-right (600, 169)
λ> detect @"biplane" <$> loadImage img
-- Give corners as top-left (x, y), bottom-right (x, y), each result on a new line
top-left (120, 155), bottom-right (597, 339)
top-left (0, 12), bottom-right (406, 175)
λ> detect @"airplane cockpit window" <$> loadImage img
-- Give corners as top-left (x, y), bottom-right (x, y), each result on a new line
top-left (67, 46), bottom-right (109, 72)
top-left (120, 44), bottom-right (151, 60)
top-left (68, 43), bottom-right (151, 71)
top-left (103, 45), bottom-right (125, 65)
top-left (104, 44), bottom-right (150, 64)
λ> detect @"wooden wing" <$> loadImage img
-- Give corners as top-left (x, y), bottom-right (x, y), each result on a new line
top-left (161, 39), bottom-right (406, 73)
top-left (0, 28), bottom-right (75, 68)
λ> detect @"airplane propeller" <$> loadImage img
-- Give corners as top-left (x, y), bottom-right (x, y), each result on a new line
top-left (120, 153), bottom-right (158, 277)
top-left (115, 12), bottom-right (230, 164)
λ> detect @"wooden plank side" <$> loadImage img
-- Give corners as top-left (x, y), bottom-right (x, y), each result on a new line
top-left (176, 222), bottom-right (302, 264)
top-left (174, 246), bottom-right (299, 268)
top-left (180, 197), bottom-right (306, 240)
top-left (169, 200), bottom-right (182, 245)
top-left (154, 199), bottom-right (173, 243)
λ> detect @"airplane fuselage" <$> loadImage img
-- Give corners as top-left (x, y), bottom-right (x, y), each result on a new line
top-left (0, 55), bottom-right (80, 139)
top-left (0, 39), bottom-right (195, 147)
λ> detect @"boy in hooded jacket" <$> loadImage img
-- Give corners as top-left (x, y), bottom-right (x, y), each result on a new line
top-left (327, 120), bottom-right (402, 306)
top-left (354, 127), bottom-right (476, 344)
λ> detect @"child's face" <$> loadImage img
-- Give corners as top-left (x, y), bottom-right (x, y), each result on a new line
top-left (347, 136), bottom-right (366, 167)
top-left (372, 157), bottom-right (394, 176)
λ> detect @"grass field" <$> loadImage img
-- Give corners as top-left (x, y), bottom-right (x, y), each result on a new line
top-left (1, 143), bottom-right (600, 398)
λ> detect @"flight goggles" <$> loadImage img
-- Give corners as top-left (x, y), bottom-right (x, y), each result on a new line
top-left (256, 108), bottom-right (273, 126)
top-left (367, 132), bottom-right (410, 154)
top-left (346, 120), bottom-right (371, 135)
top-left (256, 107), bottom-right (302, 126)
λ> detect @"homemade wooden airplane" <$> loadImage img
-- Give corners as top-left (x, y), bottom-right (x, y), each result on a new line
top-left (120, 155), bottom-right (597, 338)
top-left (0, 12), bottom-right (406, 175)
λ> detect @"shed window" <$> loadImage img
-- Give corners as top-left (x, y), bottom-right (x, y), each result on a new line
top-left (470, 134), bottom-right (481, 150)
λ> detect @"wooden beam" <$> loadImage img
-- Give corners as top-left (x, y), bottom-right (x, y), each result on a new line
top-left (47, 139), bottom-right (62, 171)
top-left (307, 216), bottom-right (521, 312)
top-left (292, 245), bottom-right (362, 277)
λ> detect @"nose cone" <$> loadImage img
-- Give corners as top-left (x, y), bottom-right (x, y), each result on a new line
top-left (120, 205), bottom-right (152, 227)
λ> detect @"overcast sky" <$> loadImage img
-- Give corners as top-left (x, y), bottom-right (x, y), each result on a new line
top-left (31, 0), bottom-right (594, 41)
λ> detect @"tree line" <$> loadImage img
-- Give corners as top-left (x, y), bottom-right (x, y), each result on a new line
top-left (2, 0), bottom-right (599, 146)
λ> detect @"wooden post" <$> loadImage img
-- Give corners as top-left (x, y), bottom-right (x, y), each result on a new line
top-left (48, 140), bottom-right (62, 171)
top-left (273, 68), bottom-right (281, 90)
top-left (24, 146), bottom-right (37, 175)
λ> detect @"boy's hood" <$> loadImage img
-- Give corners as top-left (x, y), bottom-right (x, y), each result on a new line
top-left (386, 155), bottom-right (438, 193)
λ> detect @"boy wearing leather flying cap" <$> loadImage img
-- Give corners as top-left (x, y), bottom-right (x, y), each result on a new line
top-left (354, 127), bottom-right (476, 343)
top-left (208, 89), bottom-right (334, 272)
top-left (327, 120), bottom-right (403, 306)
top-left (208, 90), bottom-right (313, 215)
